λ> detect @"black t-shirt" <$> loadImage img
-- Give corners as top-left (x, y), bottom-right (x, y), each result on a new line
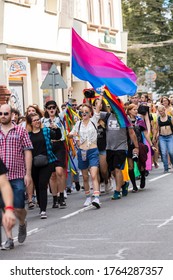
top-left (29, 130), bottom-right (47, 157)
top-left (97, 124), bottom-right (107, 151)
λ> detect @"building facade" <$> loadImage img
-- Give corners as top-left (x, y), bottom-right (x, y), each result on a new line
top-left (0, 0), bottom-right (127, 112)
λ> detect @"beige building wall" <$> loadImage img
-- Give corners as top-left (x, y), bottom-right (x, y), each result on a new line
top-left (0, 0), bottom-right (126, 111)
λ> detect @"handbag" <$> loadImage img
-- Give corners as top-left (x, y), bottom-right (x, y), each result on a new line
top-left (33, 154), bottom-right (48, 167)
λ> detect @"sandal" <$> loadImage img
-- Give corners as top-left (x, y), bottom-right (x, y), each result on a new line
top-left (28, 201), bottom-right (34, 209)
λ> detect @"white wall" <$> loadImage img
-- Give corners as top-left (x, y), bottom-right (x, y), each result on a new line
top-left (3, 0), bottom-right (70, 54)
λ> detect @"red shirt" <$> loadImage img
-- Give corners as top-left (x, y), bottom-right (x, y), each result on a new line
top-left (0, 125), bottom-right (33, 180)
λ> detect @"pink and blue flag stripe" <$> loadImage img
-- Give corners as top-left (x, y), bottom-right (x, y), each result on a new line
top-left (72, 28), bottom-right (137, 96)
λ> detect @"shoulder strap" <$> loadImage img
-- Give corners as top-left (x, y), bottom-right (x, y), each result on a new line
top-left (104, 113), bottom-right (111, 126)
top-left (78, 121), bottom-right (82, 134)
top-left (78, 120), bottom-right (97, 134)
top-left (90, 121), bottom-right (97, 131)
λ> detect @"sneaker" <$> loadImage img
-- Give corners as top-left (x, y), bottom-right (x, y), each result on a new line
top-left (28, 201), bottom-right (34, 210)
top-left (92, 197), bottom-right (101, 209)
top-left (83, 197), bottom-right (92, 207)
top-left (18, 221), bottom-right (27, 243)
top-left (132, 186), bottom-right (138, 193)
top-left (66, 188), bottom-right (72, 194)
top-left (52, 202), bottom-right (59, 208)
top-left (112, 190), bottom-right (121, 200)
top-left (59, 201), bottom-right (67, 209)
top-left (100, 182), bottom-right (105, 193)
top-left (40, 211), bottom-right (47, 219)
top-left (1, 238), bottom-right (14, 250)
top-left (121, 181), bottom-right (129, 196)
top-left (75, 182), bottom-right (81, 191)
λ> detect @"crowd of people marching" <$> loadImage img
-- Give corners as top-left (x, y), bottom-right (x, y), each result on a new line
top-left (1, 88), bottom-right (173, 250)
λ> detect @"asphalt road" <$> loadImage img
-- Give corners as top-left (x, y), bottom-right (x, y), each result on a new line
top-left (1, 162), bottom-right (173, 260)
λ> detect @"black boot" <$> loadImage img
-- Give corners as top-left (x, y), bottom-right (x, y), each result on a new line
top-left (140, 170), bottom-right (146, 189)
top-left (52, 196), bottom-right (59, 208)
top-left (129, 169), bottom-right (138, 192)
top-left (75, 182), bottom-right (80, 191)
top-left (59, 192), bottom-right (67, 209)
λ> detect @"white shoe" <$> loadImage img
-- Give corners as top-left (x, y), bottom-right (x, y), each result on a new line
top-left (92, 197), bottom-right (101, 209)
top-left (100, 182), bottom-right (105, 193)
top-left (40, 211), bottom-right (47, 219)
top-left (83, 197), bottom-right (92, 207)
top-left (105, 182), bottom-right (113, 193)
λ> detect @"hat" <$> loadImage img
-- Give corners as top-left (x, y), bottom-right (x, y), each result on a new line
top-left (45, 100), bottom-right (57, 108)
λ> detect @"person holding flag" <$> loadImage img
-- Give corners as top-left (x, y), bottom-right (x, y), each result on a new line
top-left (68, 95), bottom-right (102, 209)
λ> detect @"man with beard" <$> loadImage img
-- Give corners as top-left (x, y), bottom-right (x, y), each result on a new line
top-left (0, 104), bottom-right (33, 250)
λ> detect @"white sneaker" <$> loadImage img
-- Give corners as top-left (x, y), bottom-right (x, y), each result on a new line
top-left (83, 197), bottom-right (92, 207)
top-left (100, 182), bottom-right (105, 193)
top-left (92, 197), bottom-right (101, 209)
top-left (105, 182), bottom-right (113, 193)
top-left (40, 211), bottom-right (47, 219)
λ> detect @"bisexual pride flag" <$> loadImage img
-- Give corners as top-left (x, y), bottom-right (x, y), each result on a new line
top-left (72, 28), bottom-right (137, 96)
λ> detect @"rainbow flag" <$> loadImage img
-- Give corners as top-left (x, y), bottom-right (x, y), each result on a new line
top-left (72, 28), bottom-right (137, 96)
top-left (103, 86), bottom-right (130, 128)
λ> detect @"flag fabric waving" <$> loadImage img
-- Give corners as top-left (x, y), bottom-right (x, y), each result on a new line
top-left (102, 86), bottom-right (131, 128)
top-left (72, 28), bottom-right (137, 96)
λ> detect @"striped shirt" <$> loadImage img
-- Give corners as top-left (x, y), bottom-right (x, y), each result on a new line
top-left (0, 125), bottom-right (33, 180)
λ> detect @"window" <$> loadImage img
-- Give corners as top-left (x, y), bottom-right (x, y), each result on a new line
top-left (98, 0), bottom-right (102, 25)
top-left (108, 0), bottom-right (114, 27)
top-left (87, 0), bottom-right (92, 22)
top-left (45, 0), bottom-right (58, 14)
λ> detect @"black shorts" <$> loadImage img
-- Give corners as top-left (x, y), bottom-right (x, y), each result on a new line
top-left (53, 141), bottom-right (67, 169)
top-left (106, 150), bottom-right (127, 171)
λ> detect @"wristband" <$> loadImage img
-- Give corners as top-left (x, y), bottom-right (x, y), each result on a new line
top-left (5, 206), bottom-right (14, 211)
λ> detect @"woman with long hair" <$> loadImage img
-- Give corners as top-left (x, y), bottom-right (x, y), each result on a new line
top-left (21, 104), bottom-right (43, 209)
top-left (27, 113), bottom-right (61, 218)
top-left (160, 96), bottom-right (173, 117)
top-left (153, 105), bottom-right (173, 172)
top-left (126, 104), bottom-right (155, 192)
top-left (42, 100), bottom-right (67, 209)
top-left (68, 98), bottom-right (102, 208)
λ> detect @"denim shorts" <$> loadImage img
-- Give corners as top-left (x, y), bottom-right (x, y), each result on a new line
top-left (77, 148), bottom-right (99, 170)
top-left (10, 178), bottom-right (26, 209)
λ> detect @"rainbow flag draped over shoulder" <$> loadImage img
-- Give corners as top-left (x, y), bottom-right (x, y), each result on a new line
top-left (103, 86), bottom-right (130, 128)
top-left (72, 28), bottom-right (137, 96)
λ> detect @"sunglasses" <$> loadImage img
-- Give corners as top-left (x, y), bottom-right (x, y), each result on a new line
top-left (32, 119), bottom-right (40, 123)
top-left (72, 104), bottom-right (77, 107)
top-left (0, 112), bottom-right (9, 116)
top-left (47, 106), bottom-right (56, 110)
top-left (81, 111), bottom-right (89, 115)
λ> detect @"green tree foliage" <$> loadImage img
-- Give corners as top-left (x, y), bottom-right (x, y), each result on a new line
top-left (122, 0), bottom-right (173, 94)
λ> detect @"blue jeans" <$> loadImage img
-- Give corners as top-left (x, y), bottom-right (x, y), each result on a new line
top-left (159, 134), bottom-right (173, 171)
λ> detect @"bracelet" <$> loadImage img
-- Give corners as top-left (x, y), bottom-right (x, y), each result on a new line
top-left (4, 206), bottom-right (14, 211)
